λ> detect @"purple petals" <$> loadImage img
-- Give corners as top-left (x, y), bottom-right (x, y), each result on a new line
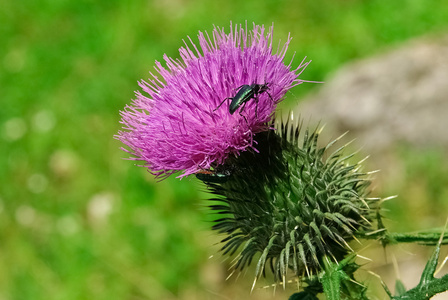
top-left (117, 22), bottom-right (310, 178)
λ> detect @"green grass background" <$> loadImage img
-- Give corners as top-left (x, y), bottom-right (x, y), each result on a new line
top-left (1, 1), bottom-right (448, 299)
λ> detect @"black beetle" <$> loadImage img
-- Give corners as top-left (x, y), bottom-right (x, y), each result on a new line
top-left (195, 168), bottom-right (232, 184)
top-left (214, 83), bottom-right (272, 119)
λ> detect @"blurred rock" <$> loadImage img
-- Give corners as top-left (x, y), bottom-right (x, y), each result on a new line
top-left (296, 34), bottom-right (448, 154)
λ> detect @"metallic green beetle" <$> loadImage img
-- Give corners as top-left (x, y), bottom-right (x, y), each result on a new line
top-left (215, 83), bottom-right (272, 119)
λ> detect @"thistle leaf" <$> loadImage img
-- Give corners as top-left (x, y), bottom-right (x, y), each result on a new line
top-left (390, 231), bottom-right (448, 300)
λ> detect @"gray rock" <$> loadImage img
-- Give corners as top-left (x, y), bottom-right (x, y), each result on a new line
top-left (296, 34), bottom-right (448, 153)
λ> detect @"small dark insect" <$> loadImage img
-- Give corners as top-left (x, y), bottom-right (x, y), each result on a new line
top-left (214, 83), bottom-right (272, 119)
top-left (195, 168), bottom-right (232, 184)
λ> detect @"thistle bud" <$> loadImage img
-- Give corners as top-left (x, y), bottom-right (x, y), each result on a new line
top-left (204, 116), bottom-right (378, 285)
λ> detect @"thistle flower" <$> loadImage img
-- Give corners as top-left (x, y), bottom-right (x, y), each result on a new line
top-left (117, 22), bottom-right (310, 178)
top-left (116, 22), bottom-right (448, 299)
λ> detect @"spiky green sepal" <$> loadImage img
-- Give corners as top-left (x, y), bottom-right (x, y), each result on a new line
top-left (203, 118), bottom-right (379, 284)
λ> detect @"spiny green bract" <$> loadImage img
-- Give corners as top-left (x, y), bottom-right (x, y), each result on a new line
top-left (203, 118), bottom-right (379, 285)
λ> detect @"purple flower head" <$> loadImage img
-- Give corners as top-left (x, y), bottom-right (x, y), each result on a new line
top-left (117, 22), bottom-right (310, 179)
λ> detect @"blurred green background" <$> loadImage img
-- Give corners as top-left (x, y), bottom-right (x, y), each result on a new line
top-left (2, 1), bottom-right (448, 299)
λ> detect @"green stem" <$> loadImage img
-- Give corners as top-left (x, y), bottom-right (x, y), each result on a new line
top-left (320, 254), bottom-right (370, 300)
top-left (321, 257), bottom-right (342, 300)
top-left (360, 230), bottom-right (448, 245)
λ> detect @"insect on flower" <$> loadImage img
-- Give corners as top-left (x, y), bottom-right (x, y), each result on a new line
top-left (195, 168), bottom-right (232, 184)
top-left (214, 83), bottom-right (273, 120)
top-left (116, 22), bottom-right (311, 179)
